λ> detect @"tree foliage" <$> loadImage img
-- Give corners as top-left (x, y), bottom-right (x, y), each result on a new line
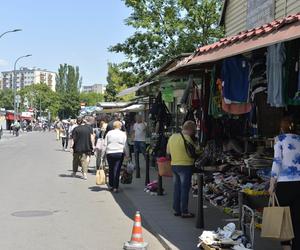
top-left (19, 84), bottom-right (60, 118)
top-left (56, 64), bottom-right (82, 118)
top-left (109, 0), bottom-right (224, 73)
top-left (0, 89), bottom-right (14, 110)
top-left (79, 92), bottom-right (104, 106)
top-left (104, 63), bottom-right (141, 101)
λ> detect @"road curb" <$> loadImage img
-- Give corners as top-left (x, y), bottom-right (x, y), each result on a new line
top-left (121, 188), bottom-right (173, 250)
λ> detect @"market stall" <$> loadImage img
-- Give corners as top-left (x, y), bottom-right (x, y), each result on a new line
top-left (165, 13), bottom-right (300, 250)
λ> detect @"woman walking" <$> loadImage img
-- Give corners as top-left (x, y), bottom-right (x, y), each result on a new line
top-left (269, 116), bottom-right (300, 250)
top-left (103, 121), bottom-right (129, 193)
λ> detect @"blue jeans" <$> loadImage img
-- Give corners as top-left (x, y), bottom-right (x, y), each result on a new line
top-left (172, 166), bottom-right (193, 214)
top-left (107, 153), bottom-right (124, 189)
top-left (134, 141), bottom-right (146, 178)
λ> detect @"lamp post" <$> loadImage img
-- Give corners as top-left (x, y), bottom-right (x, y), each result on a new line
top-left (13, 54), bottom-right (32, 122)
top-left (0, 29), bottom-right (22, 39)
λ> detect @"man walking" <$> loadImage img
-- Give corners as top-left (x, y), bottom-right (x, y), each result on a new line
top-left (71, 117), bottom-right (95, 180)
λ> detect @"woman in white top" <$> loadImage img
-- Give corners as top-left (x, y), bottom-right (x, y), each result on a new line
top-left (269, 117), bottom-right (300, 250)
top-left (103, 121), bottom-right (129, 193)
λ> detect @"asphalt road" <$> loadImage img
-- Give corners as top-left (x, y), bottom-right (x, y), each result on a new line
top-left (0, 132), bottom-right (164, 250)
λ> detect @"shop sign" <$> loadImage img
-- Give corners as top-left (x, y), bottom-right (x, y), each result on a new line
top-left (162, 86), bottom-right (174, 103)
top-left (246, 0), bottom-right (274, 29)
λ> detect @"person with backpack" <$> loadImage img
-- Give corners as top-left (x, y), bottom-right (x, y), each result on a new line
top-left (167, 120), bottom-right (198, 218)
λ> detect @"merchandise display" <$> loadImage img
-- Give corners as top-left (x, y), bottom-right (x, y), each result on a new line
top-left (198, 223), bottom-right (253, 250)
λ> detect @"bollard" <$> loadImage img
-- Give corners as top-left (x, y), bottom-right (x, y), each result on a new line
top-left (135, 152), bottom-right (141, 179)
top-left (157, 175), bottom-right (163, 196)
top-left (238, 191), bottom-right (244, 230)
top-left (196, 173), bottom-right (204, 229)
top-left (145, 152), bottom-right (150, 186)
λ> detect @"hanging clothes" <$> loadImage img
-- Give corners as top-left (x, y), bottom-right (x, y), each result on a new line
top-left (208, 69), bottom-right (223, 118)
top-left (266, 43), bottom-right (286, 107)
top-left (221, 98), bottom-right (252, 115)
top-left (284, 39), bottom-right (300, 105)
top-left (221, 55), bottom-right (250, 103)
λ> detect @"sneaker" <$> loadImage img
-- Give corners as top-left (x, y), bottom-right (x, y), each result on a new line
top-left (82, 173), bottom-right (87, 180)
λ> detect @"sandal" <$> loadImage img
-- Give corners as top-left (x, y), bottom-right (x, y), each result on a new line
top-left (181, 213), bottom-right (195, 218)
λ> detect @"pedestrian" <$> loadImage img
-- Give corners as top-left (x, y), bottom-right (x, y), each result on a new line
top-left (269, 116), bottom-right (300, 250)
top-left (71, 117), bottom-right (95, 180)
top-left (95, 117), bottom-right (108, 169)
top-left (68, 120), bottom-right (77, 150)
top-left (13, 120), bottom-right (21, 137)
top-left (167, 120), bottom-right (198, 218)
top-left (105, 113), bottom-right (125, 136)
top-left (132, 114), bottom-right (147, 178)
top-left (103, 120), bottom-right (129, 193)
top-left (61, 121), bottom-right (69, 151)
top-left (55, 119), bottom-right (63, 141)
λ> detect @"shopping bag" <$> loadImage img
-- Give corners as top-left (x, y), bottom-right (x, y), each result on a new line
top-left (261, 194), bottom-right (294, 241)
top-left (157, 157), bottom-right (172, 177)
top-left (121, 170), bottom-right (133, 184)
top-left (96, 169), bottom-right (106, 185)
top-left (95, 138), bottom-right (104, 151)
top-left (126, 161), bottom-right (135, 174)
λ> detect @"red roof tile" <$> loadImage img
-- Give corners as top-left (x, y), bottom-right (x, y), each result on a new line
top-left (193, 13), bottom-right (300, 58)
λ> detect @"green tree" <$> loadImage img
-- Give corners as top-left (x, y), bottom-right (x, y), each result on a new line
top-left (0, 89), bottom-right (14, 110)
top-left (56, 64), bottom-right (82, 118)
top-left (19, 84), bottom-right (60, 119)
top-left (109, 0), bottom-right (224, 73)
top-left (104, 63), bottom-right (141, 101)
top-left (79, 92), bottom-right (104, 106)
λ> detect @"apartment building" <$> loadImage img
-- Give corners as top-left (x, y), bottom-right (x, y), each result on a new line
top-left (81, 83), bottom-right (106, 94)
top-left (1, 67), bottom-right (56, 91)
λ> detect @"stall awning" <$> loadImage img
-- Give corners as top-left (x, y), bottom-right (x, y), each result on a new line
top-left (121, 104), bottom-right (145, 112)
top-left (117, 84), bottom-right (141, 98)
top-left (168, 13), bottom-right (300, 74)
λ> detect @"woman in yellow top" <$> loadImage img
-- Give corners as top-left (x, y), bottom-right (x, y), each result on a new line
top-left (167, 120), bottom-right (197, 218)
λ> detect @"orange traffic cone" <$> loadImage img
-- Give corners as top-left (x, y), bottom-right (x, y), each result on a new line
top-left (124, 211), bottom-right (148, 250)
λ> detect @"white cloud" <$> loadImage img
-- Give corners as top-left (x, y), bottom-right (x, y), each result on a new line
top-left (0, 59), bottom-right (8, 67)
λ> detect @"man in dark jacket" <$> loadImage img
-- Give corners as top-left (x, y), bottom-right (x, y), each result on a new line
top-left (71, 117), bottom-right (95, 180)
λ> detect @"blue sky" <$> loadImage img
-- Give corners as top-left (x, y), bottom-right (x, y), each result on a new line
top-left (0, 0), bottom-right (133, 86)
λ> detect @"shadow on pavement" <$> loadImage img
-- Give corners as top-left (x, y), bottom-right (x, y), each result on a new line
top-left (58, 174), bottom-right (82, 179)
top-left (88, 186), bottom-right (109, 192)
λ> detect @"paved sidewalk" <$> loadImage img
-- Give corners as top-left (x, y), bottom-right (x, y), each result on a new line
top-left (120, 157), bottom-right (281, 250)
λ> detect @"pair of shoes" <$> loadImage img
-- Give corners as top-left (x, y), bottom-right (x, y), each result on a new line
top-left (82, 173), bottom-right (87, 180)
top-left (181, 213), bottom-right (195, 218)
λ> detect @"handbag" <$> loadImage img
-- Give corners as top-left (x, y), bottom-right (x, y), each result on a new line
top-left (179, 132), bottom-right (198, 159)
top-left (261, 193), bottom-right (294, 241)
top-left (96, 169), bottom-right (106, 185)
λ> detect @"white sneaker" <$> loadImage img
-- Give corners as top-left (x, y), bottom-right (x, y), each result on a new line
top-left (82, 173), bottom-right (87, 180)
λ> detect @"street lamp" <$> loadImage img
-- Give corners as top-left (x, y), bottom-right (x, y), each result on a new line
top-left (13, 54), bottom-right (32, 122)
top-left (0, 29), bottom-right (22, 39)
